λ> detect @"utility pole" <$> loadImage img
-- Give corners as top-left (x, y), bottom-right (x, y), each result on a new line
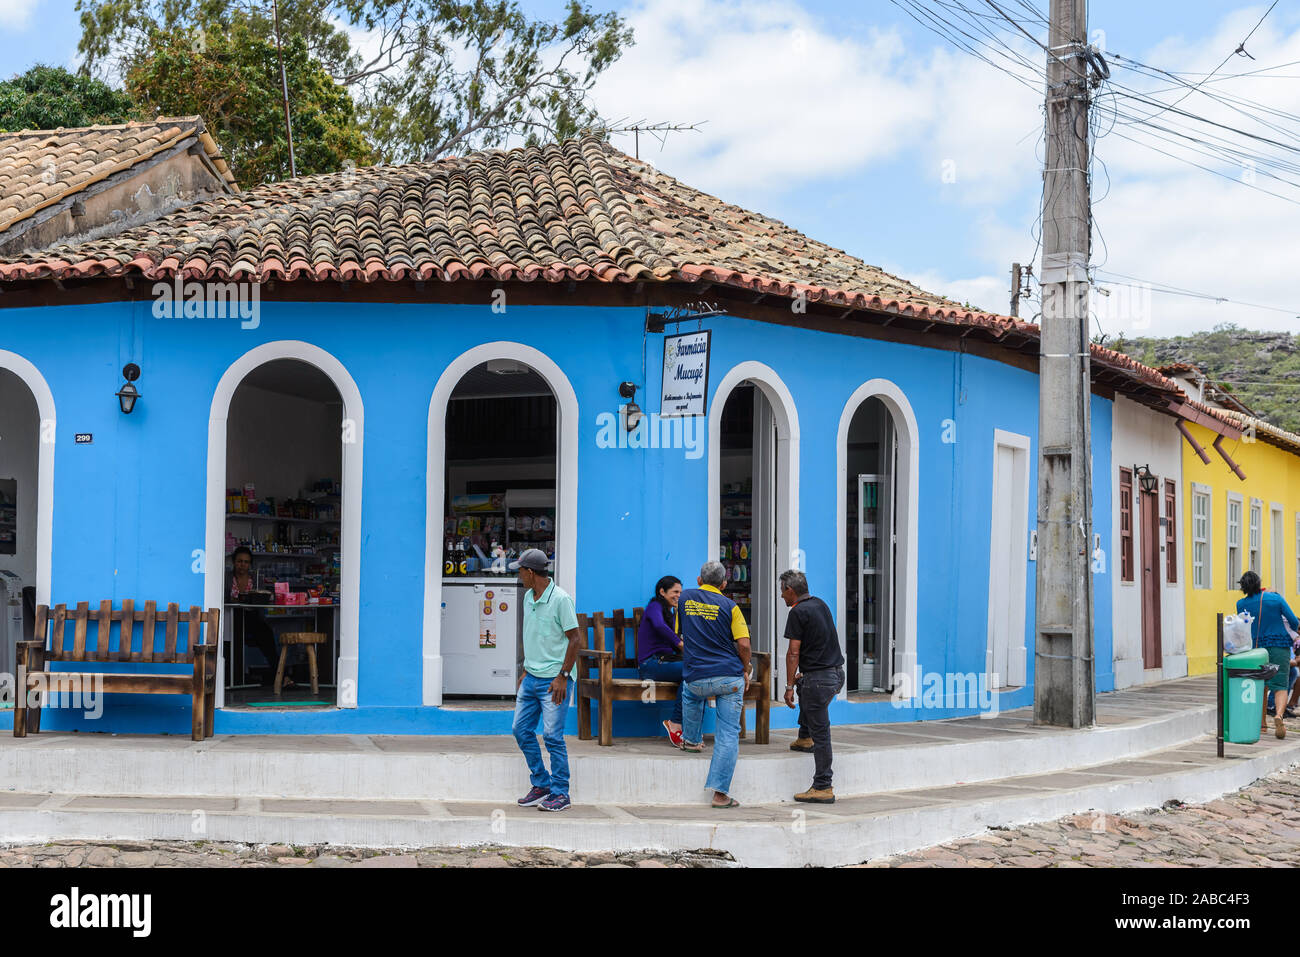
top-left (271, 0), bottom-right (297, 178)
top-left (1010, 262), bottom-right (1022, 317)
top-left (1034, 0), bottom-right (1095, 728)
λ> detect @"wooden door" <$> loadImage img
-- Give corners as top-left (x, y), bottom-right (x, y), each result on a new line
top-left (1139, 487), bottom-right (1162, 669)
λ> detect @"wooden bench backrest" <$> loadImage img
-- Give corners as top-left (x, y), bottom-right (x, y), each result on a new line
top-left (577, 607), bottom-right (645, 671)
top-left (34, 601), bottom-right (219, 664)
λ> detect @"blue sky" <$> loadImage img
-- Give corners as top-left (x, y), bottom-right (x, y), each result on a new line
top-left (3, 0), bottom-right (1298, 336)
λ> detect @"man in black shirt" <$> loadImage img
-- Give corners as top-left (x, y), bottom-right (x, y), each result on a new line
top-left (780, 569), bottom-right (845, 803)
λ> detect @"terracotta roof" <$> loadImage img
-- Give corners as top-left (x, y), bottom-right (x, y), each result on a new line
top-left (1189, 401), bottom-right (1300, 457)
top-left (0, 136), bottom-right (984, 306)
top-left (0, 118), bottom-right (236, 238)
top-left (0, 133), bottom-right (1194, 409)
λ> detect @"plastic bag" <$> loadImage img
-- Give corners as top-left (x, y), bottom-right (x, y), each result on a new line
top-left (1223, 613), bottom-right (1254, 654)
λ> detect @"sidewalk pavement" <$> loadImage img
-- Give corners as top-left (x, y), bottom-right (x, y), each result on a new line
top-left (2, 675), bottom-right (1296, 866)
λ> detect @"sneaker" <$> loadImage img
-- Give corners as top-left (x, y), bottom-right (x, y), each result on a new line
top-left (517, 786), bottom-right (550, 807)
top-left (539, 793), bottom-right (571, 812)
top-left (663, 720), bottom-right (684, 749)
top-left (794, 786), bottom-right (835, 804)
top-left (789, 738), bottom-right (814, 753)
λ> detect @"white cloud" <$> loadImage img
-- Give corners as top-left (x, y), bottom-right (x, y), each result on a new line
top-left (587, 0), bottom-right (1300, 336)
top-left (0, 0), bottom-right (37, 29)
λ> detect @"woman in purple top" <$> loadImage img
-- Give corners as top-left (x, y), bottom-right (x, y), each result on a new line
top-left (638, 575), bottom-right (685, 747)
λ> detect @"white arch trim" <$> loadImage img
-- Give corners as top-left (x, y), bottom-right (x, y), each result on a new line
top-left (0, 351), bottom-right (55, 606)
top-left (422, 342), bottom-right (580, 706)
top-left (835, 379), bottom-right (919, 700)
top-left (708, 362), bottom-right (800, 696)
top-left (205, 341), bottom-right (364, 709)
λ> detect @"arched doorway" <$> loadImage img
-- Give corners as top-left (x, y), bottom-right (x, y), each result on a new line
top-left (708, 363), bottom-right (799, 700)
top-left (423, 343), bottom-right (579, 706)
top-left (836, 381), bottom-right (918, 698)
top-left (205, 342), bottom-right (363, 710)
top-left (0, 354), bottom-right (53, 680)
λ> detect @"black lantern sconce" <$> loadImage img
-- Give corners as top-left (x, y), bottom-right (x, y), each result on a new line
top-left (619, 381), bottom-right (643, 432)
top-left (1133, 464), bottom-right (1158, 494)
top-left (116, 363), bottom-right (141, 415)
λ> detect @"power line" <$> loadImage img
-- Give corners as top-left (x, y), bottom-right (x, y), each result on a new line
top-left (1094, 268), bottom-right (1300, 316)
top-left (1123, 0), bottom-right (1280, 127)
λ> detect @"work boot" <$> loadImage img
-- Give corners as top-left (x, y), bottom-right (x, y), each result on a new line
top-left (789, 737), bottom-right (814, 752)
top-left (794, 786), bottom-right (835, 804)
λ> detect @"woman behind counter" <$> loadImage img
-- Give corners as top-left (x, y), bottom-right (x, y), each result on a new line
top-left (638, 575), bottom-right (684, 747)
top-left (227, 546), bottom-right (294, 688)
top-left (1237, 570), bottom-right (1298, 740)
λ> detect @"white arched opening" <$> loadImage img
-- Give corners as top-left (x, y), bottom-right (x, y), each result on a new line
top-left (0, 350), bottom-right (55, 607)
top-left (708, 362), bottom-right (800, 698)
top-left (836, 379), bottom-right (919, 700)
top-left (205, 341), bottom-right (364, 709)
top-left (422, 342), bottom-right (580, 706)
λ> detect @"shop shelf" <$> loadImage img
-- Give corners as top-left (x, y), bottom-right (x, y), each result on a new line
top-left (226, 514), bottom-right (340, 524)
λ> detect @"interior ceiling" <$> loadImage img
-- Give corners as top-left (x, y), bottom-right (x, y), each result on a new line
top-left (233, 359), bottom-right (552, 402)
top-left (239, 360), bottom-right (341, 402)
top-left (451, 362), bottom-right (552, 399)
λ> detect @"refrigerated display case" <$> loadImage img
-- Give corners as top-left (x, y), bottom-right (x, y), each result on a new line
top-left (856, 473), bottom-right (893, 693)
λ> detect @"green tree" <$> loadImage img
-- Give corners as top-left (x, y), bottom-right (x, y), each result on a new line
top-left (0, 64), bottom-right (139, 130)
top-left (77, 0), bottom-right (632, 165)
top-left (125, 19), bottom-right (373, 183)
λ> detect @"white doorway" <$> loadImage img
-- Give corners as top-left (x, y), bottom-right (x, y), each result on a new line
top-left (709, 363), bottom-right (799, 701)
top-left (205, 341), bottom-right (364, 711)
top-left (987, 430), bottom-right (1030, 689)
top-left (0, 352), bottom-right (54, 616)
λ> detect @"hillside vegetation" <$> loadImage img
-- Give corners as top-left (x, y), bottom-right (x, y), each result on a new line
top-left (1115, 324), bottom-right (1300, 434)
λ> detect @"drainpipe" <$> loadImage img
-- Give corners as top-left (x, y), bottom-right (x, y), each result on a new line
top-left (1212, 434), bottom-right (1246, 481)
top-left (1176, 421), bottom-right (1212, 464)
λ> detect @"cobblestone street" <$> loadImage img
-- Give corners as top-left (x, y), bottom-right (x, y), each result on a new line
top-left (2, 765), bottom-right (1297, 867)
top-left (862, 766), bottom-right (1300, 868)
top-left (0, 840), bottom-right (733, 868)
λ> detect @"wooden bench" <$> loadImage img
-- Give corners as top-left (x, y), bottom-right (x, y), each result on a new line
top-left (575, 608), bottom-right (771, 747)
top-left (14, 601), bottom-right (220, 741)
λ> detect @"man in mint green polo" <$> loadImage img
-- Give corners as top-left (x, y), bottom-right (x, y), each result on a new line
top-left (510, 549), bottom-right (581, 812)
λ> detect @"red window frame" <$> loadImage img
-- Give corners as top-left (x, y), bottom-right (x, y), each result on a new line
top-left (1119, 467), bottom-right (1134, 583)
top-left (1164, 479), bottom-right (1177, 584)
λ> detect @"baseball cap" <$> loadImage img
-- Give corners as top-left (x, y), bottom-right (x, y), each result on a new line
top-left (509, 548), bottom-right (550, 572)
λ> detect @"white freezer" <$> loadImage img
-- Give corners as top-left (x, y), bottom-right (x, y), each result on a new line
top-left (442, 579), bottom-right (520, 695)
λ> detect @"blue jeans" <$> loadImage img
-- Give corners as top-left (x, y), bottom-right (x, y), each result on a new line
top-left (638, 654), bottom-right (684, 725)
top-left (682, 674), bottom-right (745, 796)
top-left (512, 673), bottom-right (569, 797)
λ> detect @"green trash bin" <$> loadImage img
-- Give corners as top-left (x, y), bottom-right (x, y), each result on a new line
top-left (1223, 648), bottom-right (1275, 744)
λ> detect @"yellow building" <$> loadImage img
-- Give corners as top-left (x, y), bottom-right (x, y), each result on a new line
top-left (1176, 392), bottom-right (1300, 675)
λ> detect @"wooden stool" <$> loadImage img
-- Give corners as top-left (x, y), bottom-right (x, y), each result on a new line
top-left (275, 632), bottom-right (326, 695)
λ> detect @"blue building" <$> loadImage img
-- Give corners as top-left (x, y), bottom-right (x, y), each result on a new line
top-left (0, 127), bottom-right (1179, 736)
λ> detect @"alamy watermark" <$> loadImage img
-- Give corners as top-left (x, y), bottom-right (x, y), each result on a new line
top-left (151, 277), bottom-right (261, 330)
top-left (0, 670), bottom-right (104, 720)
top-left (595, 411), bottom-right (705, 459)
top-left (890, 668), bottom-right (1000, 718)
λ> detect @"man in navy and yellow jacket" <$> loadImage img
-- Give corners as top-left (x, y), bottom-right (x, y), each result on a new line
top-left (676, 560), bottom-right (752, 808)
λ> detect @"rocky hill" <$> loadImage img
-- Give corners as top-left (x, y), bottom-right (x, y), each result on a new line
top-left (1114, 324), bottom-right (1300, 434)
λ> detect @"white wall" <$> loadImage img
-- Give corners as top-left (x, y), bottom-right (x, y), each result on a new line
top-left (226, 385), bottom-right (341, 500)
top-left (1111, 396), bottom-right (1187, 688)
top-left (0, 370), bottom-right (39, 587)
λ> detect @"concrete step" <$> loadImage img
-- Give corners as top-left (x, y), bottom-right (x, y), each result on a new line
top-left (1, 732), bottom-right (1294, 867)
top-left (0, 680), bottom-right (1217, 806)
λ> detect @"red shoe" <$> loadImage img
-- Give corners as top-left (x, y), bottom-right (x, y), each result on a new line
top-left (663, 720), bottom-right (684, 749)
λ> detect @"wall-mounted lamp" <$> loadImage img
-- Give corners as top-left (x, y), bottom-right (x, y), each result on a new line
top-left (116, 363), bottom-right (141, 414)
top-left (1133, 463), bottom-right (1158, 494)
top-left (619, 381), bottom-right (643, 432)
